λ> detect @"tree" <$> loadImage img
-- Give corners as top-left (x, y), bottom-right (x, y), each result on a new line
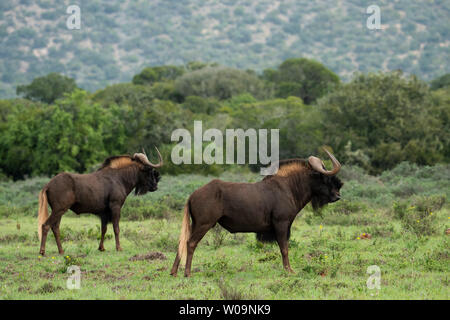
top-left (16, 73), bottom-right (78, 104)
top-left (0, 90), bottom-right (127, 179)
top-left (132, 65), bottom-right (185, 85)
top-left (263, 58), bottom-right (340, 104)
top-left (92, 83), bottom-right (154, 107)
top-left (175, 66), bottom-right (270, 100)
top-left (92, 82), bottom-right (186, 148)
top-left (430, 73), bottom-right (450, 90)
top-left (183, 96), bottom-right (218, 114)
top-left (318, 71), bottom-right (447, 173)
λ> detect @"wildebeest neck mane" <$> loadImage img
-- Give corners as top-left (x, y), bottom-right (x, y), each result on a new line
top-left (98, 155), bottom-right (135, 170)
top-left (98, 155), bottom-right (143, 194)
top-left (262, 159), bottom-right (309, 180)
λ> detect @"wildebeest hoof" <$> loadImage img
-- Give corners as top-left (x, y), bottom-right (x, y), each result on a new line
top-left (98, 247), bottom-right (105, 252)
top-left (116, 247), bottom-right (123, 251)
top-left (287, 268), bottom-right (296, 274)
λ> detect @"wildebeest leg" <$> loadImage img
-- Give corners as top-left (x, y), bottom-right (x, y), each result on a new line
top-left (274, 222), bottom-right (294, 273)
top-left (185, 223), bottom-right (214, 277)
top-left (111, 206), bottom-right (122, 251)
top-left (98, 217), bottom-right (107, 251)
top-left (51, 218), bottom-right (64, 255)
top-left (170, 252), bottom-right (181, 276)
top-left (39, 224), bottom-right (50, 256)
top-left (40, 210), bottom-right (65, 255)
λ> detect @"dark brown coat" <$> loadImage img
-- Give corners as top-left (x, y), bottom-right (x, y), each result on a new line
top-left (38, 151), bottom-right (162, 255)
top-left (171, 154), bottom-right (343, 277)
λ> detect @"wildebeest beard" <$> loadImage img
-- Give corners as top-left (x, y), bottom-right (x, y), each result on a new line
top-left (311, 195), bottom-right (330, 211)
top-left (311, 174), bottom-right (343, 211)
top-left (134, 183), bottom-right (149, 195)
top-left (135, 170), bottom-right (160, 195)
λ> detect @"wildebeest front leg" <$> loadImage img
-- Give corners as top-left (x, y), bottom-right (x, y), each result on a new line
top-left (274, 222), bottom-right (294, 273)
top-left (111, 206), bottom-right (122, 251)
top-left (98, 217), bottom-right (107, 251)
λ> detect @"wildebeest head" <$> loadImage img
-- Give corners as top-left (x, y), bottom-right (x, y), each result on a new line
top-left (133, 147), bottom-right (163, 195)
top-left (308, 149), bottom-right (343, 209)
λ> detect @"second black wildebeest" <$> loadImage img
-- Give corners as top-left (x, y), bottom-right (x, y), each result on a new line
top-left (170, 149), bottom-right (343, 277)
top-left (37, 148), bottom-right (163, 255)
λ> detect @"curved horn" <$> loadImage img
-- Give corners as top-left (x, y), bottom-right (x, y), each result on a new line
top-left (308, 148), bottom-right (341, 176)
top-left (133, 146), bottom-right (163, 168)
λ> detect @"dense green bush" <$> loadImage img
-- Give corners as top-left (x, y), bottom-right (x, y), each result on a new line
top-left (393, 195), bottom-right (445, 236)
top-left (0, 90), bottom-right (127, 179)
top-left (319, 71), bottom-right (448, 174)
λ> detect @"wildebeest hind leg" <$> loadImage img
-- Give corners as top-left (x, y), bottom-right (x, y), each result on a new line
top-left (40, 210), bottom-right (66, 255)
top-left (170, 252), bottom-right (181, 276)
top-left (184, 223), bottom-right (214, 277)
top-left (51, 218), bottom-right (64, 255)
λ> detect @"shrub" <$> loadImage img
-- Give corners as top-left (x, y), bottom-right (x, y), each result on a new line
top-left (394, 196), bottom-right (444, 236)
top-left (217, 279), bottom-right (244, 300)
top-left (327, 199), bottom-right (367, 215)
top-left (210, 224), bottom-right (228, 249)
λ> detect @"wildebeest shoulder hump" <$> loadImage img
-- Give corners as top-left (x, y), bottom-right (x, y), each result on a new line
top-left (98, 155), bottom-right (134, 170)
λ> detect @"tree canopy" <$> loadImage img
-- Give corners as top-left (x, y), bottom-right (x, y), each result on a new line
top-left (263, 58), bottom-right (340, 104)
top-left (16, 73), bottom-right (78, 104)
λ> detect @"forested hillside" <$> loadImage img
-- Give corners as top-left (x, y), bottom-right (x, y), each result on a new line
top-left (0, 0), bottom-right (449, 97)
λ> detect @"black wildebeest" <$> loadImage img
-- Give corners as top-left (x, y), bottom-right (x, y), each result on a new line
top-left (37, 148), bottom-right (163, 256)
top-left (170, 149), bottom-right (343, 277)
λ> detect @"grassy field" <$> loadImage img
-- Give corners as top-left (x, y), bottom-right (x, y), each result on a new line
top-left (0, 163), bottom-right (449, 300)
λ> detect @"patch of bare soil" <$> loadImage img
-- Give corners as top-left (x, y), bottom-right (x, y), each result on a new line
top-left (129, 252), bottom-right (167, 261)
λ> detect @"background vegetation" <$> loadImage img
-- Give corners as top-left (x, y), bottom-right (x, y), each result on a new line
top-left (0, 0), bottom-right (449, 98)
top-left (1, 58), bottom-right (449, 179)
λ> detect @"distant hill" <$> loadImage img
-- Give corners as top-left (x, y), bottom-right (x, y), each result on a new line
top-left (0, 0), bottom-right (449, 98)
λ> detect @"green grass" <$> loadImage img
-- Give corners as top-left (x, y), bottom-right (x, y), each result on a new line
top-left (0, 163), bottom-right (449, 299)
